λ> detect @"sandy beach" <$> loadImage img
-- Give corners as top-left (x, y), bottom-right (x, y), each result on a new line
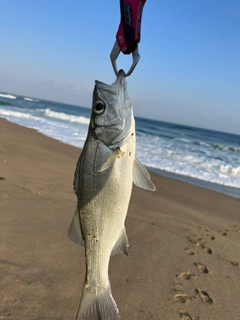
top-left (1, 117), bottom-right (240, 320)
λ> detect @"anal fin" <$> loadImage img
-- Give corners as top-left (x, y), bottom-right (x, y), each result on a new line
top-left (68, 208), bottom-right (85, 247)
top-left (111, 228), bottom-right (129, 256)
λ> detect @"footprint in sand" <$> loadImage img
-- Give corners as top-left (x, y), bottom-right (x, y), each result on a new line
top-left (174, 293), bottom-right (191, 304)
top-left (179, 310), bottom-right (194, 320)
top-left (201, 244), bottom-right (212, 254)
top-left (178, 271), bottom-right (195, 280)
top-left (186, 249), bottom-right (195, 255)
top-left (194, 262), bottom-right (209, 273)
top-left (220, 225), bottom-right (240, 235)
top-left (200, 228), bottom-right (216, 241)
top-left (187, 235), bottom-right (205, 247)
top-left (173, 232), bottom-right (213, 320)
top-left (196, 288), bottom-right (213, 305)
top-left (187, 234), bottom-right (213, 255)
top-left (219, 227), bottom-right (230, 236)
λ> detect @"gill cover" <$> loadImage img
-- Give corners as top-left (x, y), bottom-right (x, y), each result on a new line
top-left (91, 70), bottom-right (132, 147)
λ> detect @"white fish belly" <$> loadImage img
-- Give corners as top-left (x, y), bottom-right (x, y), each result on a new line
top-left (78, 133), bottom-right (135, 289)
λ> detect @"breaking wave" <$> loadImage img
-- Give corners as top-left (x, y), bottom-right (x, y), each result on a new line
top-left (44, 108), bottom-right (89, 124)
top-left (24, 97), bottom-right (39, 102)
top-left (0, 93), bottom-right (17, 99)
top-left (0, 108), bottom-right (40, 121)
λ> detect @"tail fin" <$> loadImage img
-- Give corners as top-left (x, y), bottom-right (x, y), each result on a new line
top-left (75, 284), bottom-right (121, 320)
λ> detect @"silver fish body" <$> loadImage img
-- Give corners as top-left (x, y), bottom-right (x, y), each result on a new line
top-left (69, 70), bottom-right (155, 320)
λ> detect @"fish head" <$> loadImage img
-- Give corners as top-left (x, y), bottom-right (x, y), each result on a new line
top-left (90, 70), bottom-right (133, 147)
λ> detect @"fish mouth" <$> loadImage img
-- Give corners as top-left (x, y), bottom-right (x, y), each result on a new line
top-left (117, 69), bottom-right (125, 78)
top-left (114, 69), bottom-right (126, 86)
top-left (95, 70), bottom-right (126, 94)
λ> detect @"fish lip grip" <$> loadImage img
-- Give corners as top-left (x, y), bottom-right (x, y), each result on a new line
top-left (110, 0), bottom-right (146, 77)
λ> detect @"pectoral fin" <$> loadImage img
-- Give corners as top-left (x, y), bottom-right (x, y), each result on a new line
top-left (111, 227), bottom-right (129, 256)
top-left (98, 148), bottom-right (125, 172)
top-left (68, 208), bottom-right (85, 247)
top-left (133, 158), bottom-right (156, 191)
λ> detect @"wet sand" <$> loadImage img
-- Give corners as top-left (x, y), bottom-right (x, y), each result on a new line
top-left (1, 117), bottom-right (240, 320)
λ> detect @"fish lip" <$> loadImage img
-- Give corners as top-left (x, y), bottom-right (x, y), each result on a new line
top-left (114, 69), bottom-right (126, 86)
top-left (117, 69), bottom-right (125, 77)
top-left (95, 69), bottom-right (126, 92)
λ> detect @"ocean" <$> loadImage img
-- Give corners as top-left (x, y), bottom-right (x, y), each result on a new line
top-left (1, 92), bottom-right (240, 199)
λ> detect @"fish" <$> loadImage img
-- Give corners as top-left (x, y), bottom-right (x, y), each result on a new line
top-left (68, 70), bottom-right (155, 320)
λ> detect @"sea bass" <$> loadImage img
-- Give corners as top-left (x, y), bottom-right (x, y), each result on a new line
top-left (68, 70), bottom-right (155, 320)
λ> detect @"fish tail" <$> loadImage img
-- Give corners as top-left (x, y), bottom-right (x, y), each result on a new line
top-left (75, 283), bottom-right (121, 320)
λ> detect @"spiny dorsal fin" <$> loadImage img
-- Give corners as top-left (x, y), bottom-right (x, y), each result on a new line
top-left (133, 158), bottom-right (156, 191)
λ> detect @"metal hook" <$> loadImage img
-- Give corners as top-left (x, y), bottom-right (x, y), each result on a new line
top-left (110, 41), bottom-right (141, 77)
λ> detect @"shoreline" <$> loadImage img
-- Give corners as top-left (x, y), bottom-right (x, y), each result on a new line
top-left (1, 117), bottom-right (239, 200)
top-left (1, 117), bottom-right (240, 320)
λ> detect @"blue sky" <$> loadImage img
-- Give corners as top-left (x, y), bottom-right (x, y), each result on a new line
top-left (1, 0), bottom-right (240, 134)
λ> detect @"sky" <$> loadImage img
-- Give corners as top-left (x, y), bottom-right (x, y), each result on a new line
top-left (1, 0), bottom-right (240, 134)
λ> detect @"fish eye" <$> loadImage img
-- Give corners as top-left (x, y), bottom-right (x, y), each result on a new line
top-left (93, 101), bottom-right (105, 115)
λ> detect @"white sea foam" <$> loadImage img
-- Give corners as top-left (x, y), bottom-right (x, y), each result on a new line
top-left (0, 107), bottom-right (87, 149)
top-left (0, 108), bottom-right (40, 120)
top-left (44, 108), bottom-right (90, 125)
top-left (137, 152), bottom-right (240, 188)
top-left (136, 132), bottom-right (240, 188)
top-left (0, 93), bottom-right (17, 99)
top-left (172, 138), bottom-right (191, 143)
top-left (220, 165), bottom-right (240, 177)
top-left (24, 97), bottom-right (39, 102)
top-left (199, 141), bottom-right (210, 147)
